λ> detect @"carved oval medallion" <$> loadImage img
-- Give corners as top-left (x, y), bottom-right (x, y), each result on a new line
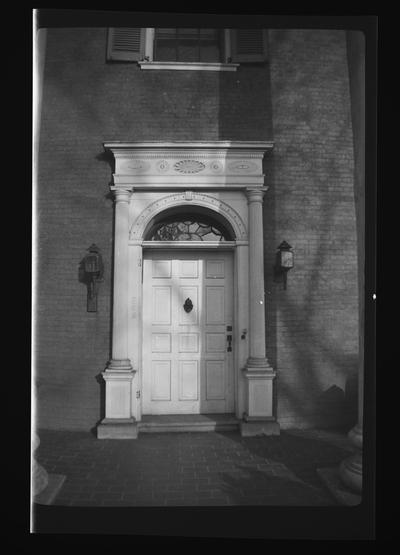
top-left (174, 160), bottom-right (205, 174)
top-left (227, 160), bottom-right (259, 173)
top-left (124, 159), bottom-right (150, 173)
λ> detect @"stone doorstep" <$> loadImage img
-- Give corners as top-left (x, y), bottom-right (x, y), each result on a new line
top-left (138, 414), bottom-right (240, 434)
top-left (97, 419), bottom-right (138, 439)
top-left (139, 423), bottom-right (239, 433)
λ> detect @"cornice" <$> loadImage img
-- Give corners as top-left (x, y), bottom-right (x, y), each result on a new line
top-left (103, 141), bottom-right (274, 152)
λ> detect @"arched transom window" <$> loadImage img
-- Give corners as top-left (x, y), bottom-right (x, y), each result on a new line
top-left (146, 213), bottom-right (231, 242)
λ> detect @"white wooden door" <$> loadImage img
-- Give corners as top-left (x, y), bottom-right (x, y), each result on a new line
top-left (142, 251), bottom-right (234, 415)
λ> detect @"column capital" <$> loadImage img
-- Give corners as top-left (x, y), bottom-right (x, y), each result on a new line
top-left (111, 187), bottom-right (132, 203)
top-left (246, 187), bottom-right (269, 203)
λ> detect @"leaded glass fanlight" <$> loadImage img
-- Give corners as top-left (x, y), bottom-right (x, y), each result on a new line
top-left (147, 214), bottom-right (230, 242)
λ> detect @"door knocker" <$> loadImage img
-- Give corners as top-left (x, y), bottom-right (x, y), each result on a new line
top-left (183, 298), bottom-right (193, 313)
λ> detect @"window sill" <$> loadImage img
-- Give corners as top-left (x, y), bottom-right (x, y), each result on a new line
top-left (138, 61), bottom-right (239, 72)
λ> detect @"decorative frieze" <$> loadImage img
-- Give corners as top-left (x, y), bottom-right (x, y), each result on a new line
top-left (104, 142), bottom-right (274, 187)
top-left (118, 156), bottom-right (261, 176)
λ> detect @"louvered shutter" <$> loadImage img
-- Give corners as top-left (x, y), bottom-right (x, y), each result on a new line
top-left (231, 29), bottom-right (268, 63)
top-left (107, 28), bottom-right (145, 61)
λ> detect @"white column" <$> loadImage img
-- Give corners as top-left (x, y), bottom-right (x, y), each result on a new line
top-left (98, 187), bottom-right (137, 439)
top-left (246, 188), bottom-right (270, 366)
top-left (109, 188), bottom-right (132, 369)
top-left (241, 187), bottom-right (279, 436)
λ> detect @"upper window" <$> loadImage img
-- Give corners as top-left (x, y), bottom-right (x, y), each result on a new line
top-left (107, 28), bottom-right (268, 69)
top-left (155, 28), bottom-right (222, 63)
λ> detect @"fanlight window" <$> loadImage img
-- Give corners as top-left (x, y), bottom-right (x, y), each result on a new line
top-left (148, 218), bottom-right (229, 242)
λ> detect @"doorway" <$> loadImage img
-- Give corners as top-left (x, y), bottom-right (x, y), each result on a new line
top-left (142, 250), bottom-right (234, 415)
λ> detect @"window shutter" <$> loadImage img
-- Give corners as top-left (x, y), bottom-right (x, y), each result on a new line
top-left (107, 28), bottom-right (145, 61)
top-left (231, 29), bottom-right (268, 63)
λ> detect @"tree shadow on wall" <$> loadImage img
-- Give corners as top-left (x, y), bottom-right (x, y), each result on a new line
top-left (264, 129), bottom-right (360, 431)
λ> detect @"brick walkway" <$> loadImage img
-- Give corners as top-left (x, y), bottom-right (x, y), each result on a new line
top-left (34, 428), bottom-right (356, 507)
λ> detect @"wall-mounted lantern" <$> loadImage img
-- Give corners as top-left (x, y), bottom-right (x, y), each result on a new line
top-left (82, 244), bottom-right (104, 312)
top-left (274, 241), bottom-right (294, 290)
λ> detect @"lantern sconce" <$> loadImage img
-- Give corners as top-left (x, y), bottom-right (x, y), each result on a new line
top-left (82, 244), bottom-right (104, 312)
top-left (274, 241), bottom-right (294, 290)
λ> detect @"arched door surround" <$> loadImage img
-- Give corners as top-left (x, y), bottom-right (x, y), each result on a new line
top-left (97, 142), bottom-right (279, 439)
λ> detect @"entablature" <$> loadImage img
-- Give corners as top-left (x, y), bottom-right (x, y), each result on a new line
top-left (103, 141), bottom-right (274, 189)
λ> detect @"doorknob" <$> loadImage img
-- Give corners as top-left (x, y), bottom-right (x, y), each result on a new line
top-left (227, 334), bottom-right (232, 352)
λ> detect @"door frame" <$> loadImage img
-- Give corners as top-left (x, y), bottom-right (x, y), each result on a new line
top-left (131, 239), bottom-right (249, 422)
top-left (140, 246), bottom-right (236, 416)
top-left (126, 205), bottom-right (250, 424)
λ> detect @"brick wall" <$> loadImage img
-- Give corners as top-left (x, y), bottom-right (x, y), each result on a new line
top-left (35, 27), bottom-right (358, 431)
top-left (265, 29), bottom-right (359, 430)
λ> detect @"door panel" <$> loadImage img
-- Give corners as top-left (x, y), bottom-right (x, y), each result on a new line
top-left (142, 251), bottom-right (233, 415)
top-left (179, 360), bottom-right (199, 400)
top-left (206, 259), bottom-right (225, 278)
top-left (180, 259), bottom-right (199, 278)
top-left (206, 361), bottom-right (225, 400)
top-left (206, 333), bottom-right (225, 352)
top-left (152, 286), bottom-right (171, 325)
top-left (205, 287), bottom-right (225, 324)
top-left (151, 333), bottom-right (171, 352)
top-left (179, 333), bottom-right (199, 352)
top-left (151, 361), bottom-right (171, 401)
top-left (152, 259), bottom-right (172, 278)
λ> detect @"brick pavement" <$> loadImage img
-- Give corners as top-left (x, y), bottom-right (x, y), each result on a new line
top-left (34, 429), bottom-right (355, 507)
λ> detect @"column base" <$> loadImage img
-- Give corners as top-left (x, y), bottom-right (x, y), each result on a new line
top-left (242, 364), bottom-right (276, 423)
top-left (107, 359), bottom-right (133, 371)
top-left (97, 418), bottom-right (138, 439)
top-left (246, 357), bottom-right (274, 370)
top-left (240, 415), bottom-right (280, 436)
